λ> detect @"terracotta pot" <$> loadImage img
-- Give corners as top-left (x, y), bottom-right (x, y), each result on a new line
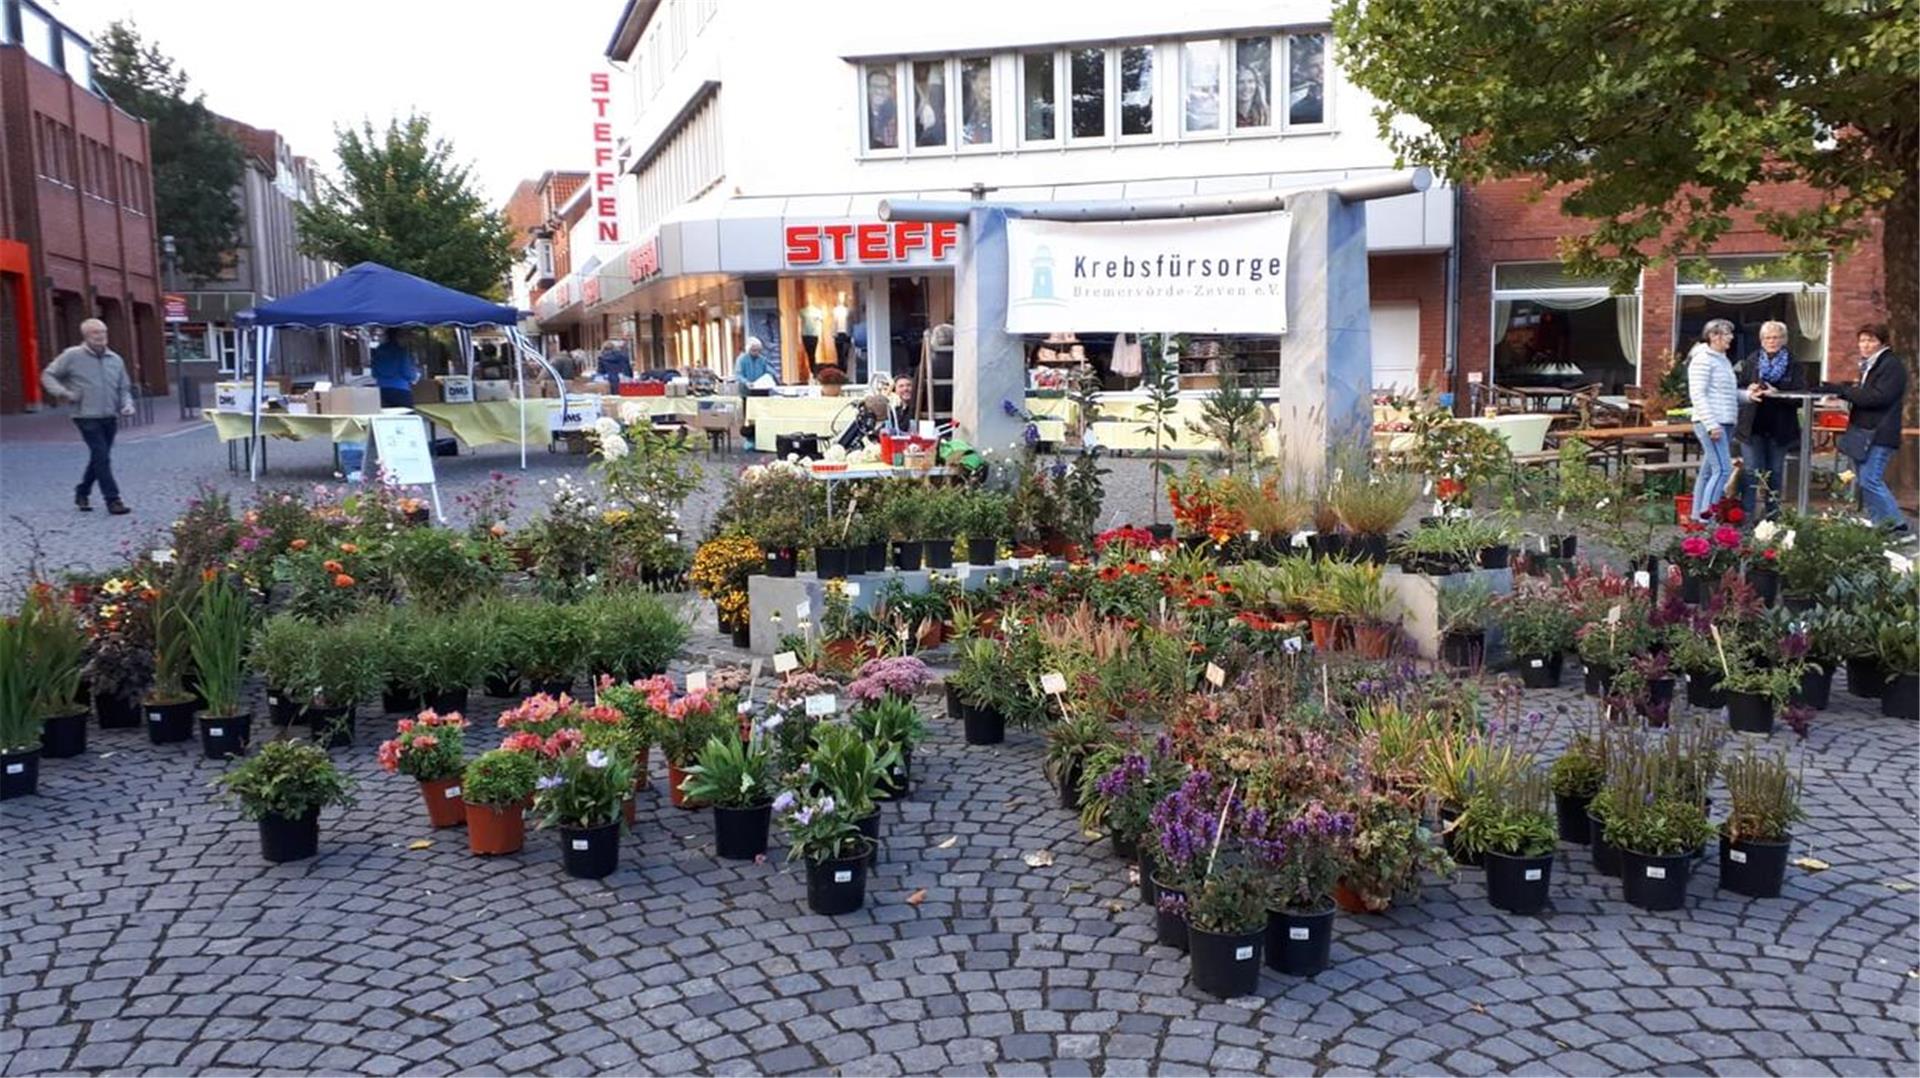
top-left (464, 800), bottom-right (525, 855)
top-left (919, 621), bottom-right (946, 649)
top-left (419, 778), bottom-right (467, 828)
top-left (825, 638), bottom-right (865, 666)
top-left (623, 796), bottom-right (637, 826)
top-left (667, 762), bottom-right (705, 809)
top-left (1310, 617), bottom-right (1341, 653)
top-left (1353, 622), bottom-right (1393, 660)
top-left (1333, 881), bottom-right (1376, 915)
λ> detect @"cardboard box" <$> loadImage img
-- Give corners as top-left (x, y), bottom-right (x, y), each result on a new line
top-left (283, 390), bottom-right (321, 415)
top-left (213, 381), bottom-right (264, 413)
top-left (438, 375), bottom-right (474, 404)
top-left (473, 379), bottom-right (512, 402)
top-left (319, 386), bottom-right (383, 415)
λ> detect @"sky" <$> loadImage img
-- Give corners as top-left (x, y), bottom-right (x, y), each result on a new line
top-left (43, 0), bottom-right (620, 205)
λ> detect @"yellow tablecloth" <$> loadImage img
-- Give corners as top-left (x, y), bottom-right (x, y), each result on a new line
top-left (415, 400), bottom-right (560, 447)
top-left (1022, 394), bottom-right (1225, 452)
top-left (205, 411), bottom-right (372, 443)
top-left (745, 396), bottom-right (861, 443)
top-left (1371, 413), bottom-right (1554, 455)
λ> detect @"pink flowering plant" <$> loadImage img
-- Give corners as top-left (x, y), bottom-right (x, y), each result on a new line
top-left (1666, 525), bottom-right (1744, 581)
top-left (377, 710), bottom-right (469, 781)
top-left (846, 656), bottom-right (932, 704)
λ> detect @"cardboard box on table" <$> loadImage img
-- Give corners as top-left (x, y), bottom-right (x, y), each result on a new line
top-left (473, 379), bottom-right (512, 402)
top-left (283, 390), bottom-right (322, 415)
top-left (412, 378), bottom-right (443, 405)
top-left (318, 386), bottom-right (383, 415)
top-left (438, 376), bottom-right (475, 404)
top-left (213, 382), bottom-right (267, 413)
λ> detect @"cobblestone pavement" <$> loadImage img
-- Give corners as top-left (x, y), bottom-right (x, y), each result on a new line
top-left (3, 637), bottom-right (1917, 1077)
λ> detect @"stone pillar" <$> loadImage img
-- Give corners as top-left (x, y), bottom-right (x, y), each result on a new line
top-left (1274, 189), bottom-right (1373, 482)
top-left (951, 207), bottom-right (1026, 459)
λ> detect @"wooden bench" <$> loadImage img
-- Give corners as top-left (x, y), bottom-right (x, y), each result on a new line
top-left (1632, 459), bottom-right (1701, 479)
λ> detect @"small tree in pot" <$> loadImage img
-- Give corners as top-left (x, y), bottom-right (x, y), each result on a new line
top-left (217, 740), bottom-right (356, 862)
top-left (377, 710), bottom-right (470, 829)
top-left (680, 734), bottom-right (774, 860)
top-left (1719, 741), bottom-right (1804, 899)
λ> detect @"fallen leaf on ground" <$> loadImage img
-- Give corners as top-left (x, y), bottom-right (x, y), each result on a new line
top-left (1106, 901), bottom-right (1126, 913)
top-left (906, 889), bottom-right (926, 906)
top-left (1882, 878), bottom-right (1915, 892)
top-left (1793, 856), bottom-right (1831, 872)
top-left (450, 975), bottom-right (471, 983)
top-left (1066, 882), bottom-right (1090, 893)
top-left (936, 836), bottom-right (958, 849)
top-left (1082, 830), bottom-right (1104, 841)
top-left (406, 839), bottom-right (433, 850)
top-left (1127, 866), bottom-right (1141, 885)
top-left (754, 854), bottom-right (767, 865)
top-left (1470, 1003), bottom-right (1486, 1014)
top-left (1022, 849), bottom-right (1055, 868)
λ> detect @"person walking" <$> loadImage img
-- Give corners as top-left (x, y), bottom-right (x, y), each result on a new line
top-left (1735, 320), bottom-right (1803, 521)
top-left (1823, 323), bottom-right (1911, 536)
top-left (1686, 319), bottom-right (1741, 524)
top-left (370, 328), bottom-right (419, 408)
top-left (40, 318), bottom-right (136, 515)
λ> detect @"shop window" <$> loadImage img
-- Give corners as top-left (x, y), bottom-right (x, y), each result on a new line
top-left (1119, 45), bottom-right (1154, 136)
top-left (1069, 48), bottom-right (1105, 139)
top-left (1022, 53), bottom-right (1057, 143)
top-left (912, 60), bottom-right (948, 149)
top-left (1233, 37), bottom-right (1273, 129)
top-left (959, 57), bottom-right (993, 146)
top-left (1286, 33), bottom-right (1326, 126)
top-left (864, 63), bottom-right (901, 151)
top-left (1676, 255), bottom-right (1829, 378)
top-left (168, 324), bottom-right (212, 364)
top-left (1491, 262), bottom-right (1643, 393)
top-left (1182, 40), bottom-right (1225, 134)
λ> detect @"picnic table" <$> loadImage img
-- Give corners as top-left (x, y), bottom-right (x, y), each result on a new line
top-left (1554, 422), bottom-right (1696, 473)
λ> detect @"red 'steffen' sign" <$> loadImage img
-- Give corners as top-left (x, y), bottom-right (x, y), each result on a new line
top-left (784, 221), bottom-right (960, 266)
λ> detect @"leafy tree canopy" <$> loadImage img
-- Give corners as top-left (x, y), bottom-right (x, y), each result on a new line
top-left (296, 114), bottom-right (514, 299)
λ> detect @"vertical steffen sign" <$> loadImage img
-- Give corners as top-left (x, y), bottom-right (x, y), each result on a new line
top-left (588, 72), bottom-right (620, 244)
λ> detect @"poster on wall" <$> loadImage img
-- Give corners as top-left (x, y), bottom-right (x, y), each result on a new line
top-left (1004, 214), bottom-right (1291, 335)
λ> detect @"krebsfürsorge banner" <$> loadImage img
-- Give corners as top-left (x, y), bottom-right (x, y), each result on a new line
top-left (1004, 213), bottom-right (1290, 335)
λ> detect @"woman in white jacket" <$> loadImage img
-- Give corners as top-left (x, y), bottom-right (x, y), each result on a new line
top-left (1687, 319), bottom-right (1742, 523)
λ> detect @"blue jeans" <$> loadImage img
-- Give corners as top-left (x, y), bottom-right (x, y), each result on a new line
top-left (1692, 422), bottom-right (1734, 521)
top-left (73, 416), bottom-right (120, 502)
top-left (1738, 437), bottom-right (1792, 519)
top-left (1858, 444), bottom-right (1906, 529)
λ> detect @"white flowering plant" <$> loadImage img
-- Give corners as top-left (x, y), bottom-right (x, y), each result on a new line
top-left (533, 743), bottom-right (635, 829)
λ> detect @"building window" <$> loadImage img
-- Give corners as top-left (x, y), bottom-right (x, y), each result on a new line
top-left (864, 63), bottom-right (900, 151)
top-left (959, 57), bottom-right (993, 146)
top-left (1182, 40), bottom-right (1225, 134)
top-left (1233, 37), bottom-right (1273, 129)
top-left (1287, 33), bottom-right (1326, 125)
top-left (20, 4), bottom-right (56, 68)
top-left (1491, 262), bottom-right (1643, 393)
top-left (1676, 254), bottom-right (1831, 379)
top-left (912, 59), bottom-right (948, 149)
top-left (1069, 47), bottom-right (1105, 139)
top-left (1119, 45), bottom-right (1154, 136)
top-left (1022, 52), bottom-right (1057, 143)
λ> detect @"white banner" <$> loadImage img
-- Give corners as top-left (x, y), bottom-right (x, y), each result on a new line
top-left (369, 415), bottom-right (437, 488)
top-left (1004, 213), bottom-right (1290, 334)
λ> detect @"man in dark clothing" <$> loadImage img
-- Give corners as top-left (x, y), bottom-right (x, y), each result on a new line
top-left (597, 340), bottom-right (633, 394)
top-left (1735, 320), bottom-right (1802, 520)
top-left (40, 318), bottom-right (136, 514)
top-left (1822, 322), bottom-right (1910, 534)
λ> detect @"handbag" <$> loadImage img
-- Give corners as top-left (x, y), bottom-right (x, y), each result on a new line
top-left (1836, 426), bottom-right (1873, 465)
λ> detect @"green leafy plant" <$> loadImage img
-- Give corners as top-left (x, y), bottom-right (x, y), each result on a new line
top-left (1549, 724), bottom-right (1606, 800)
top-left (0, 600), bottom-right (42, 751)
top-left (1042, 710), bottom-right (1116, 794)
top-left (1331, 467), bottom-right (1419, 537)
top-left (186, 573), bottom-right (252, 718)
top-left (851, 696), bottom-right (927, 754)
top-left (462, 748), bottom-right (541, 807)
top-left (308, 620), bottom-right (385, 709)
top-left (147, 582), bottom-right (198, 704)
top-left (679, 734), bottom-right (772, 808)
top-left (1721, 742), bottom-right (1805, 845)
top-left (775, 788), bottom-right (869, 863)
top-left (217, 739), bottom-right (356, 821)
top-left (1136, 339), bottom-right (1185, 526)
top-left (24, 589), bottom-right (87, 718)
top-left (389, 526), bottom-right (501, 613)
top-left (806, 722), bottom-right (897, 820)
top-left (533, 746), bottom-right (635, 829)
top-left (1185, 863), bottom-right (1270, 933)
top-left (580, 590), bottom-right (690, 681)
top-left (1437, 579), bottom-right (1496, 634)
top-left (1451, 767), bottom-right (1557, 859)
top-left (251, 614), bottom-right (320, 698)
top-left (1495, 577), bottom-right (1576, 658)
top-left (1341, 792), bottom-right (1453, 911)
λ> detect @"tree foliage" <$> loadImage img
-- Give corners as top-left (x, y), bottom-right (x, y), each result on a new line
top-left (296, 115), bottom-right (513, 298)
top-left (93, 22), bottom-right (245, 285)
top-left (1333, 0), bottom-right (1918, 358)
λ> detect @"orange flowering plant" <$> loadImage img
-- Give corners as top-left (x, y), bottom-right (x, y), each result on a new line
top-left (377, 710), bottom-right (469, 781)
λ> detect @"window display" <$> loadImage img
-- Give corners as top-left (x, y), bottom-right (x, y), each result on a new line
top-left (913, 60), bottom-right (948, 148)
top-left (1120, 46), bottom-right (1154, 136)
top-left (1183, 40), bottom-right (1224, 133)
top-left (1023, 53), bottom-right (1056, 141)
top-left (1070, 48), bottom-right (1105, 139)
top-left (961, 58), bottom-right (993, 145)
top-left (865, 64), bottom-right (899, 150)
top-left (1234, 38), bottom-right (1272, 128)
top-left (1288, 34), bottom-right (1325, 125)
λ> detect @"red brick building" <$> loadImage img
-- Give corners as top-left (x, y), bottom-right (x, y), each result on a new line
top-left (0, 0), bottom-right (164, 414)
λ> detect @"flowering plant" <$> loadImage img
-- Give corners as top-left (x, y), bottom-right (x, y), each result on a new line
top-left (377, 710), bottom-right (469, 781)
top-left (654, 689), bottom-right (737, 766)
top-left (1167, 464), bottom-right (1246, 544)
top-left (711, 461), bottom-right (820, 552)
top-left (1665, 525), bottom-right (1744, 580)
top-left (454, 470), bottom-right (518, 542)
top-left (497, 693), bottom-right (622, 752)
top-left (533, 745), bottom-right (634, 829)
top-left (461, 747), bottom-right (542, 807)
top-left (1084, 737), bottom-right (1185, 844)
top-left (80, 574), bottom-right (157, 703)
top-left (519, 475), bottom-right (610, 600)
top-left (1247, 801), bottom-right (1355, 912)
top-left (690, 534), bottom-right (764, 629)
top-left (1093, 526), bottom-right (1163, 554)
top-left (1747, 519), bottom-right (1791, 564)
top-left (1148, 769), bottom-right (1247, 891)
top-left (845, 656), bottom-right (932, 704)
top-left (775, 789), bottom-right (868, 863)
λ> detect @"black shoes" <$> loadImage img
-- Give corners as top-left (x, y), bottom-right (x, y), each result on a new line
top-left (107, 500), bottom-right (131, 516)
top-left (76, 495), bottom-right (92, 511)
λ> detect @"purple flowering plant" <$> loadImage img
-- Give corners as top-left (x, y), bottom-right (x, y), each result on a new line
top-left (1148, 769), bottom-right (1250, 892)
top-left (1086, 735), bottom-right (1185, 845)
top-left (846, 656), bottom-right (933, 704)
top-left (1246, 800), bottom-right (1355, 913)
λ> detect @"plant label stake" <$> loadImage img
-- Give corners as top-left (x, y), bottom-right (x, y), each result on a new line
top-left (1040, 672), bottom-right (1067, 696)
top-left (1205, 663), bottom-right (1226, 689)
top-left (773, 652), bottom-right (798, 675)
top-left (743, 659), bottom-right (763, 706)
top-left (686, 671), bottom-right (709, 693)
top-left (1204, 779), bottom-right (1239, 879)
top-left (804, 694), bottom-right (837, 717)
top-left (1710, 624), bottom-right (1732, 678)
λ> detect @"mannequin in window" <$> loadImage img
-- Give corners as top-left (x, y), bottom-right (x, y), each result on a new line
top-left (800, 305), bottom-right (823, 366)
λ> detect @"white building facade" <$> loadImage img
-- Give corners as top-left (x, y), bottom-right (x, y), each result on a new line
top-left (587, 0), bottom-right (1452, 409)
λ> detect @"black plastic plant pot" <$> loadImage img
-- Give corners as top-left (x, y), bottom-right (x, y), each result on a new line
top-left (1620, 849), bottom-right (1691, 911)
top-left (1550, 534), bottom-right (1578, 559)
top-left (855, 809), bottom-right (884, 869)
top-left (1439, 806), bottom-right (1482, 868)
top-left (1441, 631), bottom-right (1485, 671)
top-left (865, 541), bottom-right (889, 573)
top-left (95, 691), bottom-right (141, 729)
top-left (1631, 555), bottom-right (1662, 603)
top-left (1484, 851), bottom-right (1553, 914)
top-left (1111, 829), bottom-right (1138, 863)
top-left (258, 808), bottom-right (320, 863)
top-left (1747, 567), bottom-right (1781, 606)
top-left (482, 673), bottom-right (524, 699)
top-left (805, 848), bottom-right (871, 915)
top-left (945, 685), bottom-right (967, 723)
top-left (304, 706), bottom-right (355, 750)
top-left (1726, 691), bottom-right (1775, 734)
top-left (1686, 671), bottom-right (1727, 710)
top-left (531, 677), bottom-right (574, 698)
top-left (199, 713), bottom-right (252, 759)
top-left (1583, 663), bottom-right (1615, 698)
top-left (877, 750), bottom-right (912, 801)
top-left (1588, 812), bottom-right (1622, 877)
top-left (1314, 533), bottom-right (1348, 561)
top-left (1681, 574), bottom-right (1705, 606)
top-left (381, 685), bottom-right (421, 715)
top-left (1055, 760), bottom-right (1084, 812)
top-left (426, 688), bottom-right (469, 715)
top-left (731, 623), bottom-right (752, 649)
top-left (1138, 856), bottom-right (1159, 907)
top-left (1880, 673), bottom-right (1919, 720)
top-left (1, 747), bottom-right (40, 799)
top-left (39, 709), bottom-right (89, 759)
top-left (1845, 656), bottom-right (1886, 698)
top-left (1518, 654), bottom-right (1563, 689)
top-left (924, 539), bottom-right (954, 569)
top-left (963, 705), bottom-right (1005, 746)
top-left (965, 537), bottom-right (998, 565)
top-left (815, 545), bottom-right (849, 581)
top-left (1792, 667), bottom-right (1833, 711)
top-left (265, 688), bottom-right (303, 727)
top-left (892, 541), bottom-right (924, 572)
top-left (560, 821), bottom-right (621, 879)
top-left (1554, 793), bottom-right (1591, 845)
top-left (1188, 925), bottom-right (1264, 998)
top-left (1265, 905), bottom-right (1335, 977)
top-left (1719, 834), bottom-right (1790, 899)
top-left (1351, 533), bottom-right (1389, 564)
top-left (764, 547), bottom-right (797, 579)
top-left (145, 699), bottom-right (197, 744)
top-left (1153, 880), bottom-right (1189, 951)
top-left (1146, 524), bottom-right (1175, 542)
top-left (1478, 543), bottom-right (1511, 570)
top-left (713, 803), bottom-right (773, 861)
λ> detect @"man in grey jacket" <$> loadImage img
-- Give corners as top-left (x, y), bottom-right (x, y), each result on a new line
top-left (40, 318), bottom-right (136, 514)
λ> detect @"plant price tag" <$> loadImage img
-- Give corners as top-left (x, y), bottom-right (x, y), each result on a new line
top-left (805, 693), bottom-right (838, 717)
top-left (445, 786), bottom-right (461, 799)
top-left (209, 727), bottom-right (224, 736)
top-left (795, 600), bottom-right (812, 621)
top-left (1633, 571), bottom-right (1651, 589)
top-left (1205, 663), bottom-right (1227, 688)
top-left (5, 763), bottom-right (22, 775)
top-left (1288, 926), bottom-right (1310, 940)
top-left (1530, 659), bottom-right (1544, 669)
top-left (1729, 849), bottom-right (1748, 864)
top-left (570, 839), bottom-right (589, 851)
top-left (773, 652), bottom-right (799, 674)
top-left (845, 582), bottom-right (862, 597)
top-left (1524, 868), bottom-right (1542, 881)
top-left (1645, 865), bottom-right (1666, 879)
top-left (1606, 604), bottom-right (1622, 626)
top-left (686, 671), bottom-right (710, 693)
top-left (1040, 672), bottom-right (1068, 695)
top-left (1292, 530), bottom-right (1314, 548)
top-left (1235, 945), bottom-right (1254, 961)
top-left (834, 870), bottom-right (853, 883)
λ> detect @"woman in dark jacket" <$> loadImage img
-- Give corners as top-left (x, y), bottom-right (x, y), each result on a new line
top-left (1822, 322), bottom-right (1910, 534)
top-left (1735, 320), bottom-right (1802, 520)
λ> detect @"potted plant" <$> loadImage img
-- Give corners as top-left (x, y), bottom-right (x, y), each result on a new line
top-left (411, 614), bottom-right (487, 714)
top-left (886, 484), bottom-right (927, 570)
top-left (679, 734), bottom-right (774, 860)
top-left (1184, 862), bottom-right (1268, 998)
top-left (920, 486), bottom-right (959, 569)
top-left (1789, 607), bottom-right (1841, 710)
top-left (1330, 469), bottom-right (1418, 564)
top-left (951, 638), bottom-right (1007, 745)
top-left (1336, 562), bottom-right (1396, 660)
top-left (1043, 711), bottom-right (1114, 812)
top-left (1548, 725), bottom-right (1605, 844)
top-left (1147, 770), bottom-right (1234, 952)
top-left (251, 614), bottom-right (318, 728)
top-left (1082, 743), bottom-right (1184, 862)
top-left (24, 588), bottom-right (89, 760)
top-left (305, 621), bottom-right (384, 749)
top-left (1452, 768), bottom-right (1557, 914)
top-left (807, 722), bottom-right (897, 865)
top-left (1667, 527), bottom-right (1744, 604)
top-left (520, 600), bottom-right (587, 697)
top-left (1255, 800), bottom-right (1352, 978)
top-left (690, 533), bottom-right (763, 645)
top-left (1, 602), bottom-right (45, 799)
top-left (82, 573), bottom-right (156, 728)
top-left (143, 584), bottom-right (200, 744)
top-left (377, 709), bottom-right (470, 829)
top-left (217, 740), bottom-right (356, 862)
top-left (581, 590), bottom-right (689, 684)
top-left (1336, 792), bottom-right (1452, 913)
top-left (961, 490), bottom-right (1009, 566)
top-left (1874, 579), bottom-right (1918, 720)
top-left (1721, 656), bottom-right (1801, 735)
top-left (1719, 742), bottom-right (1804, 899)
top-left (1601, 737), bottom-right (1716, 911)
top-left (778, 789), bottom-right (873, 914)
top-left (654, 687), bottom-right (735, 809)
top-left (1437, 579), bottom-right (1494, 670)
top-left (1496, 579), bottom-right (1575, 688)
top-left (462, 747), bottom-right (541, 856)
top-left (851, 695), bottom-right (926, 800)
top-left (186, 574), bottom-right (253, 759)
top-left (1573, 601), bottom-right (1653, 697)
top-left (534, 744), bottom-right (634, 879)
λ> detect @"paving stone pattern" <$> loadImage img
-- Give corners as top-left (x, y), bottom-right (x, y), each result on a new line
top-left (3, 642), bottom-right (1917, 1077)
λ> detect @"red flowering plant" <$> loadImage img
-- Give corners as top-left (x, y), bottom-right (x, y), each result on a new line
top-left (1665, 523), bottom-right (1745, 581)
top-left (496, 692), bottom-right (624, 758)
top-left (1167, 464), bottom-right (1247, 545)
top-left (377, 710), bottom-right (469, 781)
top-left (1094, 526), bottom-right (1166, 555)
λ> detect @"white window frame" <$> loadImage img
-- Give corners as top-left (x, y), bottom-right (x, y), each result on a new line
top-left (909, 57), bottom-right (954, 154)
top-left (1283, 31), bottom-right (1332, 132)
top-left (955, 55), bottom-right (998, 154)
top-left (1228, 35), bottom-right (1277, 135)
top-left (1017, 50), bottom-right (1063, 148)
top-left (858, 60), bottom-right (906, 158)
top-left (1066, 45), bottom-right (1111, 145)
top-left (1116, 43), bottom-right (1159, 142)
top-left (215, 327), bottom-right (242, 375)
top-left (1179, 39), bottom-right (1228, 140)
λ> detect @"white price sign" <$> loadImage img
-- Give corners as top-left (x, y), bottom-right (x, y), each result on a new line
top-left (1040, 672), bottom-right (1067, 695)
top-left (773, 652), bottom-right (799, 674)
top-left (804, 693), bottom-right (838, 717)
top-left (686, 671), bottom-right (710, 693)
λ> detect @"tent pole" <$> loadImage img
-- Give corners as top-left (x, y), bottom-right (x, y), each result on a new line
top-left (248, 326), bottom-right (264, 481)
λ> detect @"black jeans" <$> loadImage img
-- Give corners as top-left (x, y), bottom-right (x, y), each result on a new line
top-left (74, 416), bottom-right (120, 501)
top-left (378, 387), bottom-right (415, 408)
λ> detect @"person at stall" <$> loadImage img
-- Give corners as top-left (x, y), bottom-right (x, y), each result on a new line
top-left (597, 339), bottom-right (632, 393)
top-left (370, 328), bottom-right (420, 408)
top-left (1734, 320), bottom-right (1802, 521)
top-left (1821, 322), bottom-right (1911, 535)
top-left (735, 337), bottom-right (778, 451)
top-left (886, 374), bottom-right (920, 433)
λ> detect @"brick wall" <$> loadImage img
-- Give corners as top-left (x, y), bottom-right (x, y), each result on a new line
top-left (1368, 252), bottom-right (1449, 390)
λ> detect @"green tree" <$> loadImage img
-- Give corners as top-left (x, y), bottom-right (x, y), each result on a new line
top-left (1333, 0), bottom-right (1918, 374)
top-left (296, 115), bottom-right (513, 298)
top-left (93, 22), bottom-right (245, 284)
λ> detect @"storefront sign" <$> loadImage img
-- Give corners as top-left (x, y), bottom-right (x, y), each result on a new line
top-left (582, 276), bottom-right (601, 307)
top-left (1004, 214), bottom-right (1291, 334)
top-left (627, 237), bottom-right (661, 283)
top-left (588, 72), bottom-right (620, 244)
top-left (784, 221), bottom-right (960, 266)
top-left (163, 294), bottom-right (188, 323)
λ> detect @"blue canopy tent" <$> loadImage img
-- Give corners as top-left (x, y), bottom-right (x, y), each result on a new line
top-left (237, 261), bottom-right (559, 479)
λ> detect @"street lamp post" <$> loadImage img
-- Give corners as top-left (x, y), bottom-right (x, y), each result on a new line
top-left (161, 234), bottom-right (183, 418)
